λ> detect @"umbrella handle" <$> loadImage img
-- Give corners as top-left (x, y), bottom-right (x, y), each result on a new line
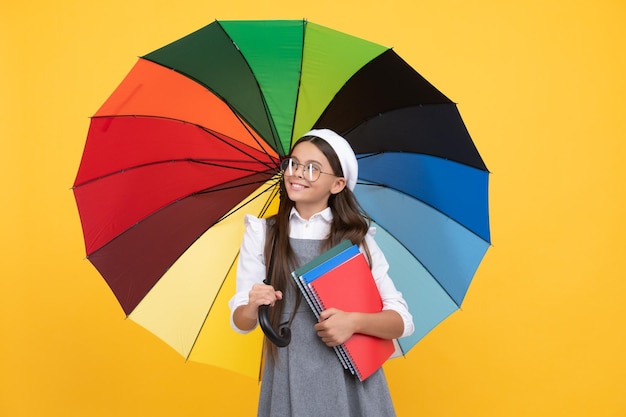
top-left (258, 224), bottom-right (291, 347)
top-left (258, 304), bottom-right (291, 347)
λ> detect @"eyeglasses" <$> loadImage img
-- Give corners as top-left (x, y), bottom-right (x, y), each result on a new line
top-left (280, 158), bottom-right (337, 182)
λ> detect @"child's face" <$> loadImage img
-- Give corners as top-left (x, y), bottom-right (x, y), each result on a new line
top-left (284, 141), bottom-right (346, 217)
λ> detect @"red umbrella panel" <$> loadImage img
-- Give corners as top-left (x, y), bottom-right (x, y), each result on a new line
top-left (75, 58), bottom-right (279, 313)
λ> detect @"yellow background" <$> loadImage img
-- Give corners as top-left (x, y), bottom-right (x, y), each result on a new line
top-left (2, 0), bottom-right (625, 416)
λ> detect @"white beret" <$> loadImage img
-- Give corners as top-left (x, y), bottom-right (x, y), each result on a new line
top-left (302, 129), bottom-right (358, 191)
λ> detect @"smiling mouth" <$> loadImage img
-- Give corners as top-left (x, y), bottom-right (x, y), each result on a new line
top-left (288, 181), bottom-right (308, 191)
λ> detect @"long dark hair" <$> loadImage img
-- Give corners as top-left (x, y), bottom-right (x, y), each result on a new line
top-left (263, 135), bottom-right (371, 360)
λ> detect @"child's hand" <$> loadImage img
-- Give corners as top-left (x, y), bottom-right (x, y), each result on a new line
top-left (248, 283), bottom-right (283, 309)
top-left (314, 308), bottom-right (355, 347)
top-left (233, 284), bottom-right (283, 332)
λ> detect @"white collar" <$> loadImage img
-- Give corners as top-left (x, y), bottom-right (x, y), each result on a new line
top-left (289, 206), bottom-right (333, 223)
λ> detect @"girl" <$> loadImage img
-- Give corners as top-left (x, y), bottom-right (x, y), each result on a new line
top-left (229, 129), bottom-right (414, 417)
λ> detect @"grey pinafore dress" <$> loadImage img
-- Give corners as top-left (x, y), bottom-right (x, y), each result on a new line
top-left (258, 238), bottom-right (396, 417)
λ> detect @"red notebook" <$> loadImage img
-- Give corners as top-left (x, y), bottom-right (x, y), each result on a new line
top-left (305, 246), bottom-right (395, 381)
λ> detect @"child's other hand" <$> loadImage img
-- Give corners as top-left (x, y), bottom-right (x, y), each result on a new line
top-left (314, 308), bottom-right (355, 347)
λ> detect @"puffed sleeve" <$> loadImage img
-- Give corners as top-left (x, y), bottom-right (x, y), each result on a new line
top-left (228, 215), bottom-right (267, 333)
top-left (365, 227), bottom-right (415, 338)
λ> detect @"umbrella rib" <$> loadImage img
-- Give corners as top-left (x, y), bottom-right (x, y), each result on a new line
top-left (205, 177), bottom-right (281, 224)
top-left (355, 153), bottom-right (490, 244)
top-left (86, 174), bottom-right (280, 289)
top-left (184, 180), bottom-right (281, 368)
top-left (357, 177), bottom-right (489, 308)
top-left (89, 113), bottom-right (281, 170)
top-left (192, 176), bottom-right (276, 197)
top-left (184, 254), bottom-right (240, 364)
top-left (229, 111), bottom-right (284, 159)
top-left (184, 251), bottom-right (267, 382)
top-left (364, 216), bottom-right (464, 309)
top-left (196, 124), bottom-right (280, 171)
top-left (286, 18), bottom-right (307, 147)
top-left (258, 180), bottom-right (281, 218)
top-left (135, 49), bottom-right (285, 157)
top-left (356, 179), bottom-right (490, 246)
top-left (73, 158), bottom-right (276, 189)
top-left (357, 164), bottom-right (489, 307)
top-left (215, 21), bottom-right (284, 156)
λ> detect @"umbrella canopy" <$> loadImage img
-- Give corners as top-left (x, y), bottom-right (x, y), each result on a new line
top-left (73, 19), bottom-right (490, 379)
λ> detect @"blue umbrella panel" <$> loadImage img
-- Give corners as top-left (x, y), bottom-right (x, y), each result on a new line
top-left (355, 154), bottom-right (490, 353)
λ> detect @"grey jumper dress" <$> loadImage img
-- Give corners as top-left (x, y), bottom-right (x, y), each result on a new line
top-left (258, 238), bottom-right (396, 417)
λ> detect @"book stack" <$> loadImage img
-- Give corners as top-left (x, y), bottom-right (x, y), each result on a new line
top-left (291, 240), bottom-right (395, 381)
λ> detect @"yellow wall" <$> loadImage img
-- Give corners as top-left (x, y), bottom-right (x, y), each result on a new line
top-left (2, 1), bottom-right (625, 416)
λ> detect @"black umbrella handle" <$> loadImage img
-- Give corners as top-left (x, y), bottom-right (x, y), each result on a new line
top-left (257, 224), bottom-right (291, 347)
top-left (258, 304), bottom-right (291, 347)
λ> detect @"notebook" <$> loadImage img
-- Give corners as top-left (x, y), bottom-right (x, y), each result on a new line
top-left (291, 241), bottom-right (395, 381)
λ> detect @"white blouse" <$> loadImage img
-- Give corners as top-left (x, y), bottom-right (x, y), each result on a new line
top-left (228, 207), bottom-right (414, 338)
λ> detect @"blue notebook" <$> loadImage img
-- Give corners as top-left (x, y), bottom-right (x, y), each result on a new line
top-left (299, 243), bottom-right (360, 284)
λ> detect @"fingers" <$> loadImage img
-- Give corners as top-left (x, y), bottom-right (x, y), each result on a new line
top-left (314, 309), bottom-right (353, 347)
top-left (315, 325), bottom-right (342, 347)
top-left (249, 283), bottom-right (281, 307)
top-left (318, 307), bottom-right (338, 321)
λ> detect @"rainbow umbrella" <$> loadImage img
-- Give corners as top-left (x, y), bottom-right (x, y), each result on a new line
top-left (73, 19), bottom-right (490, 379)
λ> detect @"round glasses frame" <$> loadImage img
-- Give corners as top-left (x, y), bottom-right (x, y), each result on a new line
top-left (280, 158), bottom-right (338, 182)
